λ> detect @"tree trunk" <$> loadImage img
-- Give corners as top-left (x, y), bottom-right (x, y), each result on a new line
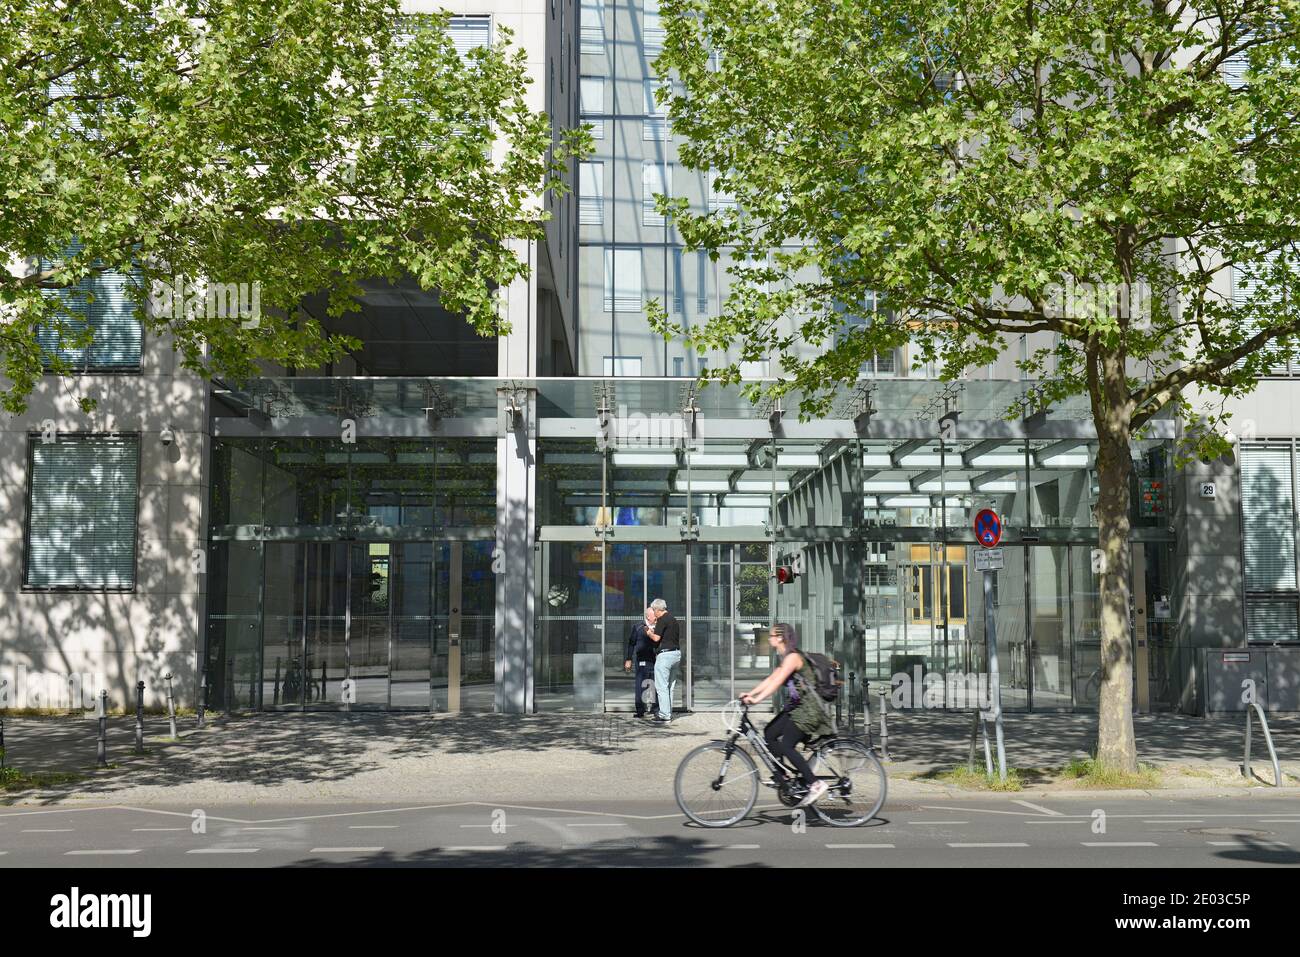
top-left (1092, 353), bottom-right (1139, 773)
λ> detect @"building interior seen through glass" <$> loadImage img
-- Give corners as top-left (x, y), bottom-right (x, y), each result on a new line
top-left (206, 378), bottom-right (1179, 714)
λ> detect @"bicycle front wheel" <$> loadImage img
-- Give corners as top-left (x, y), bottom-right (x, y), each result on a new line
top-left (674, 741), bottom-right (760, 827)
top-left (809, 739), bottom-right (887, 827)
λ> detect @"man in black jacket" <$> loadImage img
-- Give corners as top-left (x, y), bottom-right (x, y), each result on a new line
top-left (623, 606), bottom-right (658, 717)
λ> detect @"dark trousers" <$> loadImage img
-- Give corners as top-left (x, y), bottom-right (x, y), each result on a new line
top-left (633, 659), bottom-right (657, 715)
top-left (765, 712), bottom-right (815, 785)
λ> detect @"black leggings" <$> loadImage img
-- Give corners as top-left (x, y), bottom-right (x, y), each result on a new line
top-left (765, 712), bottom-right (815, 785)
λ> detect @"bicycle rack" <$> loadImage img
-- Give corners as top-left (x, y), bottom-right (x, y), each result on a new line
top-left (1243, 702), bottom-right (1284, 787)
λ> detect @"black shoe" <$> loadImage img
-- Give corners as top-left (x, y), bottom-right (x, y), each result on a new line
top-left (651, 715), bottom-right (670, 723)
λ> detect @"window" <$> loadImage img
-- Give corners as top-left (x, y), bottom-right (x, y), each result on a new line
top-left (642, 162), bottom-right (672, 226)
top-left (1240, 444), bottom-right (1300, 641)
top-left (38, 241), bottom-right (143, 371)
top-left (579, 162), bottom-right (603, 225)
top-left (643, 8), bottom-right (665, 58)
top-left (603, 356), bottom-right (643, 376)
top-left (833, 291), bottom-right (898, 376)
top-left (580, 0), bottom-right (605, 55)
top-left (1232, 253), bottom-right (1297, 375)
top-left (739, 360), bottom-right (770, 378)
top-left (603, 249), bottom-right (642, 311)
top-left (696, 251), bottom-right (710, 315)
top-left (673, 356), bottom-right (684, 376)
top-left (448, 16), bottom-right (491, 57)
top-left (580, 77), bottom-right (604, 138)
top-left (708, 173), bottom-right (736, 212)
top-left (26, 433), bottom-right (140, 589)
top-left (643, 80), bottom-right (669, 140)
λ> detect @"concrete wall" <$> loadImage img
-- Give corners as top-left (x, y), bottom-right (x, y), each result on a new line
top-left (0, 331), bottom-right (209, 710)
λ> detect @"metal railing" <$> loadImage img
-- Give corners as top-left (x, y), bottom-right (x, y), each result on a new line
top-left (1243, 702), bottom-right (1283, 787)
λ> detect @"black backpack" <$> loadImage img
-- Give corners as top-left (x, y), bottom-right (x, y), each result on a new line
top-left (801, 651), bottom-right (843, 702)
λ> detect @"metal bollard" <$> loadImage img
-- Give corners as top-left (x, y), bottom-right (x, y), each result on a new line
top-left (135, 680), bottom-right (145, 755)
top-left (875, 686), bottom-right (890, 760)
top-left (1, 714), bottom-right (6, 769)
top-left (97, 690), bottom-right (108, 768)
top-left (847, 673), bottom-right (857, 735)
top-left (273, 657), bottom-right (281, 707)
top-left (164, 673), bottom-right (178, 741)
top-left (197, 668), bottom-right (208, 729)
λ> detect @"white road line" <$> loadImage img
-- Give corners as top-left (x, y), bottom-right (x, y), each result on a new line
top-left (1259, 820), bottom-right (1300, 824)
top-left (1207, 840), bottom-right (1290, 847)
top-left (909, 820), bottom-right (969, 825)
top-left (1013, 800), bottom-right (1063, 817)
top-left (132, 828), bottom-right (186, 832)
top-left (187, 848), bottom-right (260, 854)
top-left (65, 849), bottom-right (141, 856)
top-left (459, 824), bottom-right (518, 829)
top-left (443, 845), bottom-right (508, 852)
top-left (825, 843), bottom-right (895, 849)
top-left (309, 847), bottom-right (384, 854)
top-left (23, 828), bottom-right (73, 833)
top-left (703, 843), bottom-right (762, 849)
top-left (566, 823), bottom-right (629, 828)
top-left (948, 842), bottom-right (1030, 848)
top-left (349, 825), bottom-right (399, 830)
top-left (241, 826), bottom-right (295, 831)
top-left (1024, 820), bottom-right (1086, 825)
top-left (1082, 842), bottom-right (1158, 847)
top-left (1144, 820), bottom-right (1202, 824)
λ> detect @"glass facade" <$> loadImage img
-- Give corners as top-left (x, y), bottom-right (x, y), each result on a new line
top-left (205, 376), bottom-right (1180, 714)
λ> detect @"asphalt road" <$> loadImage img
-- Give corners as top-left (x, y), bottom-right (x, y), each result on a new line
top-left (1, 794), bottom-right (1297, 867)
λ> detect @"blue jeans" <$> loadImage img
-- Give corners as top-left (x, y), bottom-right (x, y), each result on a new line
top-left (654, 650), bottom-right (682, 720)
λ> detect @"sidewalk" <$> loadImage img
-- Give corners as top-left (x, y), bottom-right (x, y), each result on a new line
top-left (1, 709), bottom-right (1296, 806)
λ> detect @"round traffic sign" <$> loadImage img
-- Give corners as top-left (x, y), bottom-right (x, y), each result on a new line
top-left (974, 508), bottom-right (1002, 548)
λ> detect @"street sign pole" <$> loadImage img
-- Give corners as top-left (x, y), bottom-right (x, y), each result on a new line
top-left (974, 508), bottom-right (1007, 781)
top-left (984, 568), bottom-right (1007, 781)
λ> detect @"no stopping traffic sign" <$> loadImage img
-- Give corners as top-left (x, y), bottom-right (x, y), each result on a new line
top-left (974, 508), bottom-right (1002, 548)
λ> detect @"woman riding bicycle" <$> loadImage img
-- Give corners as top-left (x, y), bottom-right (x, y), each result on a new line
top-left (739, 623), bottom-right (834, 807)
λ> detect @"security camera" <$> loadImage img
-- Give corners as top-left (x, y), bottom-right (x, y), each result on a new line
top-left (159, 427), bottom-right (175, 447)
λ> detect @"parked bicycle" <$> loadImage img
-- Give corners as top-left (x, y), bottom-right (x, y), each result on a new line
top-left (673, 701), bottom-right (887, 827)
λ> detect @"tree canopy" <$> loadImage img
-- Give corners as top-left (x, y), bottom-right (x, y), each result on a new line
top-left (1, 0), bottom-right (586, 412)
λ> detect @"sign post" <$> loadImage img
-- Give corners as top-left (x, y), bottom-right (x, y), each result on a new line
top-left (974, 508), bottom-right (1008, 781)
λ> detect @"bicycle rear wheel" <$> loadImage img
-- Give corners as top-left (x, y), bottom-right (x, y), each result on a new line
top-left (674, 741), bottom-right (760, 827)
top-left (809, 739), bottom-right (887, 827)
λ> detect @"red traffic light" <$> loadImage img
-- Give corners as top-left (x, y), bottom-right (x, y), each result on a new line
top-left (775, 565), bottom-right (797, 585)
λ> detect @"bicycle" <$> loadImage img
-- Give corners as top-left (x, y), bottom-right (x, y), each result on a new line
top-left (673, 701), bottom-right (888, 828)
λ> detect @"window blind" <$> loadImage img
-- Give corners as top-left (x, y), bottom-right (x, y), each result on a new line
top-left (642, 162), bottom-right (671, 226)
top-left (26, 434), bottom-right (140, 589)
top-left (579, 162), bottom-right (603, 225)
top-left (604, 249), bottom-right (642, 312)
top-left (448, 16), bottom-right (491, 57)
top-left (1240, 445), bottom-right (1298, 591)
top-left (580, 0), bottom-right (605, 54)
top-left (1246, 599), bottom-right (1299, 642)
top-left (580, 77), bottom-right (604, 138)
top-left (38, 240), bottom-right (143, 371)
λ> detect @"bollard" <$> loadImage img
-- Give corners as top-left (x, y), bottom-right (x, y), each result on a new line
top-left (163, 673), bottom-right (178, 741)
top-left (0, 714), bottom-right (5, 769)
top-left (273, 657), bottom-right (281, 707)
top-left (847, 673), bottom-right (857, 735)
top-left (197, 668), bottom-right (207, 729)
top-left (225, 657), bottom-right (234, 713)
top-left (97, 690), bottom-right (108, 768)
top-left (135, 680), bottom-right (145, 755)
top-left (875, 686), bottom-right (890, 761)
top-left (320, 661), bottom-right (327, 701)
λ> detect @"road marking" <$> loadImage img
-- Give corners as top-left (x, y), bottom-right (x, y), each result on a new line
top-left (565, 823), bottom-right (629, 828)
top-left (1144, 820), bottom-right (1202, 824)
top-left (825, 843), bottom-right (895, 849)
top-left (1082, 842), bottom-right (1158, 847)
top-left (1024, 820), bottom-right (1087, 825)
top-left (459, 823), bottom-right (518, 829)
top-left (187, 848), bottom-right (260, 854)
top-left (1259, 820), bottom-right (1300, 824)
top-left (241, 826), bottom-right (295, 831)
top-left (444, 845), bottom-right (508, 852)
top-left (703, 843), bottom-right (761, 849)
top-left (23, 828), bottom-right (73, 833)
top-left (1013, 800), bottom-right (1063, 817)
top-left (309, 847), bottom-right (384, 854)
top-left (65, 849), bottom-right (141, 856)
top-left (909, 820), bottom-right (968, 825)
top-left (132, 828), bottom-right (186, 832)
top-left (1207, 840), bottom-right (1290, 847)
top-left (349, 825), bottom-right (399, 830)
top-left (948, 842), bottom-right (1029, 848)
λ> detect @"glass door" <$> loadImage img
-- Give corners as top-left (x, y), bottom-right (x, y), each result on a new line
top-left (690, 544), bottom-right (733, 708)
top-left (350, 543), bottom-right (392, 708)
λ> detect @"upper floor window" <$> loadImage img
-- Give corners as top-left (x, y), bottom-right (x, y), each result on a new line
top-left (579, 162), bottom-right (604, 225)
top-left (580, 76), bottom-right (605, 138)
top-left (38, 241), bottom-right (143, 372)
top-left (604, 249), bottom-right (642, 312)
top-left (580, 0), bottom-right (605, 56)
